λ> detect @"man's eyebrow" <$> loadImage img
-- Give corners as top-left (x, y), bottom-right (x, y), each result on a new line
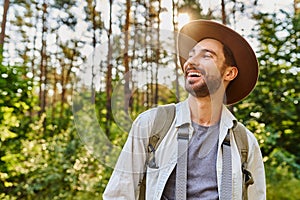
top-left (189, 48), bottom-right (195, 55)
top-left (189, 48), bottom-right (218, 57)
top-left (202, 49), bottom-right (217, 57)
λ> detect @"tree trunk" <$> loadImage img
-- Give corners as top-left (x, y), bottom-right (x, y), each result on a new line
top-left (52, 33), bottom-right (59, 121)
top-left (0, 0), bottom-right (10, 64)
top-left (144, 0), bottom-right (150, 109)
top-left (60, 43), bottom-right (76, 120)
top-left (90, 0), bottom-right (97, 103)
top-left (130, 2), bottom-right (138, 113)
top-left (172, 0), bottom-right (180, 102)
top-left (52, 62), bottom-right (57, 121)
top-left (154, 0), bottom-right (161, 106)
top-left (221, 0), bottom-right (227, 25)
top-left (30, 2), bottom-right (39, 120)
top-left (149, 1), bottom-right (154, 108)
top-left (295, 0), bottom-right (300, 14)
top-left (105, 0), bottom-right (113, 136)
top-left (39, 1), bottom-right (48, 120)
top-left (124, 0), bottom-right (131, 113)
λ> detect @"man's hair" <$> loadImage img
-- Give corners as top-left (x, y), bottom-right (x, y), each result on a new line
top-left (223, 44), bottom-right (237, 67)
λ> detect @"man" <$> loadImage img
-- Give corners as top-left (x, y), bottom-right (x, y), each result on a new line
top-left (103, 20), bottom-right (266, 199)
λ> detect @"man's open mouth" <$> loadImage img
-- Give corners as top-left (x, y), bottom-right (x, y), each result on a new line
top-left (187, 71), bottom-right (202, 77)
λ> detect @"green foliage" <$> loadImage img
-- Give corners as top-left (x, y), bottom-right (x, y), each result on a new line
top-left (0, 64), bottom-right (33, 194)
top-left (0, 63), bottom-right (107, 199)
top-left (265, 148), bottom-right (300, 199)
top-left (236, 10), bottom-right (299, 165)
top-left (2, 116), bottom-right (105, 199)
top-left (234, 10), bottom-right (300, 198)
top-left (0, 65), bottom-right (32, 110)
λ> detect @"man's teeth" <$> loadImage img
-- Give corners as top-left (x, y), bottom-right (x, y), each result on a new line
top-left (188, 72), bottom-right (202, 77)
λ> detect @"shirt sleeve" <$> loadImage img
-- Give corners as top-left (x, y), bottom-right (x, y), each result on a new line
top-left (103, 110), bottom-right (154, 200)
top-left (247, 131), bottom-right (266, 200)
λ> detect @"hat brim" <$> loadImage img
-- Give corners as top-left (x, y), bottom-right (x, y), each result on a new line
top-left (177, 20), bottom-right (259, 105)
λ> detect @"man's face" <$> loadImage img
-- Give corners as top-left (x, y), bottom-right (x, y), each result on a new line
top-left (183, 38), bottom-right (227, 98)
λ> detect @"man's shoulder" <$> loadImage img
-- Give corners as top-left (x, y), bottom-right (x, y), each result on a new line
top-left (136, 102), bottom-right (183, 120)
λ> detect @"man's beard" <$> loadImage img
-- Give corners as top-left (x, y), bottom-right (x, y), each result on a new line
top-left (185, 74), bottom-right (222, 98)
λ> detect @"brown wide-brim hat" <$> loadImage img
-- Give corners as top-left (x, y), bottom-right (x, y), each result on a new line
top-left (177, 20), bottom-right (259, 105)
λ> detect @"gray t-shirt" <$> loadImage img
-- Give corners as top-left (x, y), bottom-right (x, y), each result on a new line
top-left (161, 122), bottom-right (220, 200)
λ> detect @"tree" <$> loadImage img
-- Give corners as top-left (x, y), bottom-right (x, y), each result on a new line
top-left (124, 0), bottom-right (131, 113)
top-left (54, 1), bottom-right (80, 122)
top-left (172, 0), bottom-right (180, 101)
top-left (221, 0), bottom-right (226, 24)
top-left (105, 0), bottom-right (113, 136)
top-left (35, 0), bottom-right (48, 130)
top-left (0, 0), bottom-right (10, 64)
top-left (234, 10), bottom-right (300, 198)
top-left (154, 0), bottom-right (162, 106)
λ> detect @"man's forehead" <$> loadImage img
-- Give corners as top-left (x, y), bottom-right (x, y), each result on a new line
top-left (190, 38), bottom-right (224, 54)
top-left (196, 38), bottom-right (223, 48)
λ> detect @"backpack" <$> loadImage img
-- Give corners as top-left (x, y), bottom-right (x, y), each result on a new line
top-left (139, 104), bottom-right (254, 200)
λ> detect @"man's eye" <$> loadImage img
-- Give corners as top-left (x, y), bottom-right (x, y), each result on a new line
top-left (204, 53), bottom-right (213, 58)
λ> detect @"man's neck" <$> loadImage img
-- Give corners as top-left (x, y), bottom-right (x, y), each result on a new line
top-left (188, 95), bottom-right (223, 127)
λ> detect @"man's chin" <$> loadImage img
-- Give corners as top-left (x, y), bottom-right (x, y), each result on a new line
top-left (185, 85), bottom-right (210, 98)
top-left (186, 76), bottom-right (204, 84)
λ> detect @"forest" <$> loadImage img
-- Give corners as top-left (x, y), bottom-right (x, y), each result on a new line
top-left (0, 0), bottom-right (299, 199)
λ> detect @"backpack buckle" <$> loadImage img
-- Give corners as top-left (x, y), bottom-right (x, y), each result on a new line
top-left (222, 132), bottom-right (231, 146)
top-left (243, 168), bottom-right (254, 185)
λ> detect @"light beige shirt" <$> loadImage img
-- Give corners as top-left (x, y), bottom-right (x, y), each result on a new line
top-left (103, 100), bottom-right (266, 200)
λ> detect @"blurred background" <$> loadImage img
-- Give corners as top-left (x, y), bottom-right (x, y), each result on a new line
top-left (0, 0), bottom-right (299, 199)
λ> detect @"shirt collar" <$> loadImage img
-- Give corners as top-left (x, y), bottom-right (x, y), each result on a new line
top-left (175, 99), bottom-right (237, 129)
top-left (175, 99), bottom-right (191, 127)
top-left (220, 105), bottom-right (237, 129)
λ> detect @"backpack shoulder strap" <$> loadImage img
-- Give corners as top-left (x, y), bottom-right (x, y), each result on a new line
top-left (232, 121), bottom-right (254, 200)
top-left (148, 103), bottom-right (176, 151)
top-left (138, 104), bottom-right (176, 200)
top-left (233, 121), bottom-right (249, 167)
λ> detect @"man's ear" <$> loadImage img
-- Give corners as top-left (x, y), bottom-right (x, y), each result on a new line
top-left (224, 66), bottom-right (238, 81)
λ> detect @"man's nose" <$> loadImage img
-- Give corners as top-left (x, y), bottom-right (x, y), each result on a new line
top-left (184, 57), bottom-right (198, 70)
